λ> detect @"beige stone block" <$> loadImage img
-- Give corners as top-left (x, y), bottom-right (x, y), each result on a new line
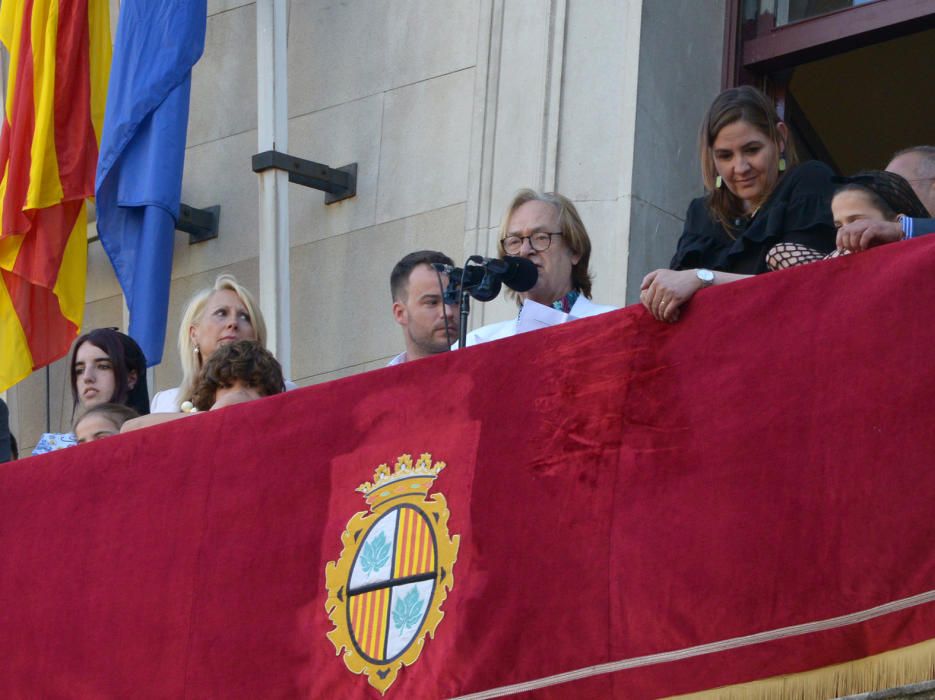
top-left (288, 95), bottom-right (382, 247)
top-left (189, 4), bottom-right (257, 147)
top-left (288, 0), bottom-right (390, 117)
top-left (209, 0), bottom-right (252, 16)
top-left (176, 129), bottom-right (260, 280)
top-left (557, 0), bottom-right (631, 202)
top-left (376, 70), bottom-right (473, 224)
top-left (289, 204), bottom-right (465, 383)
top-left (624, 197), bottom-right (685, 303)
top-left (40, 354), bottom-right (71, 439)
top-left (86, 237), bottom-right (123, 302)
top-left (108, 0), bottom-right (119, 36)
top-left (7, 365), bottom-right (60, 454)
top-left (572, 199), bottom-right (629, 308)
top-left (486, 1), bottom-right (549, 228)
top-left (384, 0), bottom-right (478, 90)
top-left (81, 294), bottom-right (126, 334)
top-left (630, 0), bottom-right (723, 218)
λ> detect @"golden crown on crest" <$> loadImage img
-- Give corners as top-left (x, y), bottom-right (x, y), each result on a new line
top-left (356, 453), bottom-right (446, 509)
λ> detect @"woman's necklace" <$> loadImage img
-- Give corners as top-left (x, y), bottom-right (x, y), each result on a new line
top-left (727, 204), bottom-right (762, 240)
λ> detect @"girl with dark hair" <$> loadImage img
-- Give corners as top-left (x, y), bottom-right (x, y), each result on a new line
top-left (832, 170), bottom-right (930, 247)
top-left (767, 170), bottom-right (930, 269)
top-left (833, 171), bottom-right (930, 223)
top-left (33, 329), bottom-right (150, 455)
top-left (641, 85), bottom-right (837, 322)
top-left (767, 170), bottom-right (928, 270)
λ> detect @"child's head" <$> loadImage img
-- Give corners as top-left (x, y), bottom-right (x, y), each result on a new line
top-left (73, 403), bottom-right (140, 444)
top-left (191, 340), bottom-right (285, 412)
top-left (832, 170), bottom-right (929, 229)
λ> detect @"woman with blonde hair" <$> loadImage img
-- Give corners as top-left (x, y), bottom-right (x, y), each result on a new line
top-left (150, 274), bottom-right (267, 412)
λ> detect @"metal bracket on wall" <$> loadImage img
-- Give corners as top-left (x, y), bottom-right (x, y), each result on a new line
top-left (251, 150), bottom-right (357, 204)
top-left (177, 204), bottom-right (221, 244)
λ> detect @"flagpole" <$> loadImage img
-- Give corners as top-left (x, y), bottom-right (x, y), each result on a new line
top-left (256, 0), bottom-right (291, 379)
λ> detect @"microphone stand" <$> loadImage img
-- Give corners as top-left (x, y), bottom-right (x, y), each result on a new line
top-left (458, 288), bottom-right (471, 349)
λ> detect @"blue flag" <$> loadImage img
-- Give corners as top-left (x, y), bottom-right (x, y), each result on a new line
top-left (95, 2), bottom-right (207, 366)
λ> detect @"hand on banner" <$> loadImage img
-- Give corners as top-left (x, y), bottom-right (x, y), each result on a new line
top-left (836, 219), bottom-right (904, 252)
top-left (640, 269), bottom-right (701, 322)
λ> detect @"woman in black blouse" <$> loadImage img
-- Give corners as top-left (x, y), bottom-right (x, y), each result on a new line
top-left (640, 86), bottom-right (836, 322)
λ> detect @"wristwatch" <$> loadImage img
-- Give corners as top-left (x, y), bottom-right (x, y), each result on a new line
top-left (696, 268), bottom-right (715, 288)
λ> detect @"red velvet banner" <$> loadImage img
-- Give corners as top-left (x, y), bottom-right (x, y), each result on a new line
top-left (2, 238), bottom-right (935, 698)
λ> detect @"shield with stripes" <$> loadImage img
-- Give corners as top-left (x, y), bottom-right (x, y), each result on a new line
top-left (325, 454), bottom-right (460, 694)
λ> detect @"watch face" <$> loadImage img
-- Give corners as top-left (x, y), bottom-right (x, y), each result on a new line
top-left (698, 269), bottom-right (715, 284)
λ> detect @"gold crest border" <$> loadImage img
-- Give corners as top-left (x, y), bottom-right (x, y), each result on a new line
top-left (325, 490), bottom-right (460, 694)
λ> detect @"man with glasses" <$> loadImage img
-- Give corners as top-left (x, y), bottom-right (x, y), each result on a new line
top-left (388, 250), bottom-right (460, 365)
top-left (464, 189), bottom-right (616, 346)
top-left (837, 146), bottom-right (935, 252)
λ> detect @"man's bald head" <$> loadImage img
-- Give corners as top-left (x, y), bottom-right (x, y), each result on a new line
top-left (887, 146), bottom-right (935, 216)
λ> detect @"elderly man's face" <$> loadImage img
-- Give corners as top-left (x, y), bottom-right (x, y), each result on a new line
top-left (505, 200), bottom-right (580, 306)
top-left (887, 151), bottom-right (935, 216)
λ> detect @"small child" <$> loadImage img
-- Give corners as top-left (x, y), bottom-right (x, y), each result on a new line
top-left (121, 341), bottom-right (285, 434)
top-left (831, 170), bottom-right (929, 231)
top-left (190, 340), bottom-right (285, 412)
top-left (73, 403), bottom-right (140, 444)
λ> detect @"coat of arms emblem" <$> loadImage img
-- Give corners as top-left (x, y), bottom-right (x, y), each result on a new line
top-left (325, 453), bottom-right (459, 694)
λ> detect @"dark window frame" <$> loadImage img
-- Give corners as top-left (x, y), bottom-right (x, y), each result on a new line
top-left (723, 0), bottom-right (935, 88)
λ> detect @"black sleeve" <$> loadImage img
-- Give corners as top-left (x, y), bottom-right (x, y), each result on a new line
top-left (761, 161), bottom-right (837, 254)
top-left (670, 198), bottom-right (714, 270)
top-left (0, 400), bottom-right (11, 464)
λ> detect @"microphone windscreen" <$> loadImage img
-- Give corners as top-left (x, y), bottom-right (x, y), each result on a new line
top-left (501, 256), bottom-right (538, 292)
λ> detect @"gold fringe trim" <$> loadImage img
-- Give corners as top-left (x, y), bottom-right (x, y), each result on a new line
top-left (667, 637), bottom-right (935, 700)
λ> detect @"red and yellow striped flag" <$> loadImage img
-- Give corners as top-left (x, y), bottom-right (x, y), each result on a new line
top-left (0, 0), bottom-right (110, 391)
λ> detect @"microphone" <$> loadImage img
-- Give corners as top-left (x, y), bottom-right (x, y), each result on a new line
top-left (432, 256), bottom-right (539, 303)
top-left (483, 256), bottom-right (538, 292)
top-left (434, 256), bottom-right (540, 348)
top-left (432, 257), bottom-right (537, 292)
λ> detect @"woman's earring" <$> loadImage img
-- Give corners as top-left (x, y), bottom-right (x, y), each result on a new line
top-left (194, 345), bottom-right (200, 355)
top-left (715, 175), bottom-right (723, 189)
top-left (778, 155), bottom-right (787, 172)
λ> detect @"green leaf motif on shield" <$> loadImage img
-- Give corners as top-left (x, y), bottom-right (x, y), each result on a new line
top-left (360, 531), bottom-right (391, 574)
top-left (393, 588), bottom-right (423, 632)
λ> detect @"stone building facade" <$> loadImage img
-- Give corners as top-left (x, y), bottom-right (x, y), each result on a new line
top-left (6, 0), bottom-right (725, 451)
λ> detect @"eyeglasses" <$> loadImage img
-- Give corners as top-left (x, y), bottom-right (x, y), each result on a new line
top-left (501, 231), bottom-right (563, 255)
